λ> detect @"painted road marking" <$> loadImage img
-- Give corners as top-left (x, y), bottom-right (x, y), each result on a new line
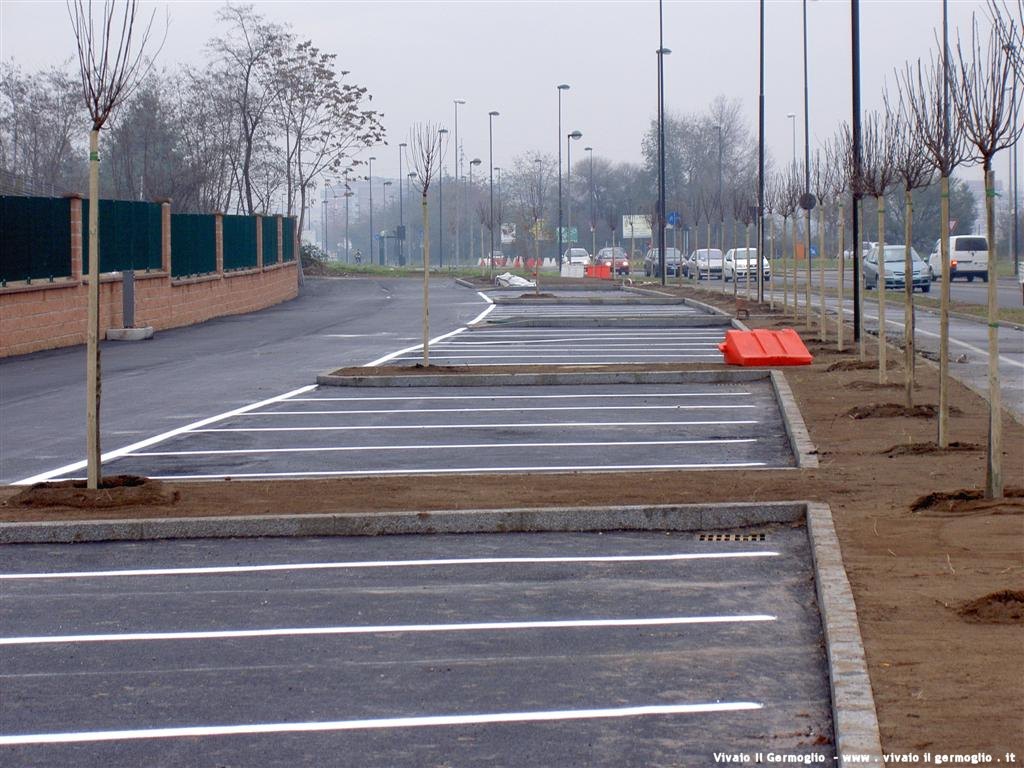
top-left (124, 439), bottom-right (758, 458)
top-left (0, 550), bottom-right (779, 581)
top-left (13, 385), bottom-right (317, 486)
top-left (364, 327), bottom-right (467, 367)
top-left (0, 615), bottom-right (777, 646)
top-left (193, 420), bottom-right (760, 432)
top-left (237, 405), bottom-right (756, 416)
top-left (0, 702), bottom-right (764, 746)
top-left (286, 392), bottom-right (752, 402)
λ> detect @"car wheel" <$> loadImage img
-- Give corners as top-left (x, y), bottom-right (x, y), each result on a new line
top-left (967, 275), bottom-right (975, 282)
top-left (921, 284), bottom-right (930, 294)
top-left (981, 273), bottom-right (988, 282)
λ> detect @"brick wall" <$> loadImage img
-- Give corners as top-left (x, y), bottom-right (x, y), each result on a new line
top-left (0, 198), bottom-right (300, 358)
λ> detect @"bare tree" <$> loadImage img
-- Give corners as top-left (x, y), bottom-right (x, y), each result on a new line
top-left (812, 149), bottom-right (838, 340)
top-left (951, 15), bottom-right (1022, 498)
top-left (776, 168), bottom-right (800, 316)
top-left (899, 50), bottom-right (971, 445)
top-left (825, 135), bottom-right (851, 351)
top-left (68, 0), bottom-right (161, 489)
top-left (859, 110), bottom-right (899, 383)
top-left (407, 123), bottom-right (447, 367)
top-left (886, 86), bottom-right (935, 407)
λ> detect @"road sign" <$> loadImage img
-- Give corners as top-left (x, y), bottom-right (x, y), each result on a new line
top-left (667, 211), bottom-right (680, 227)
top-left (622, 215), bottom-right (652, 239)
top-left (799, 193), bottom-right (817, 211)
top-left (558, 226), bottom-right (579, 242)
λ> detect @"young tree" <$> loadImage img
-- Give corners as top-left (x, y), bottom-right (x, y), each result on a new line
top-left (951, 15), bottom-right (1022, 498)
top-left (860, 110), bottom-right (899, 383)
top-left (899, 50), bottom-right (971, 445)
top-left (407, 123), bottom-right (447, 366)
top-left (825, 135), bottom-right (851, 351)
top-left (886, 87), bottom-right (935, 407)
top-left (68, 0), bottom-right (161, 489)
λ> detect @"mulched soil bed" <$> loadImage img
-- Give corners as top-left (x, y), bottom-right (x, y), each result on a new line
top-left (957, 590), bottom-right (1024, 625)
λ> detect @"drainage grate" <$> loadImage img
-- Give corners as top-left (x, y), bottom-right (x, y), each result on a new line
top-left (698, 533), bottom-right (767, 542)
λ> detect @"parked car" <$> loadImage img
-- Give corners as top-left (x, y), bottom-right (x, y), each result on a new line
top-left (927, 235), bottom-right (989, 282)
top-left (863, 244), bottom-right (930, 292)
top-left (486, 250), bottom-right (506, 267)
top-left (562, 247), bottom-right (591, 266)
top-left (684, 248), bottom-right (724, 279)
top-left (595, 246), bottom-right (630, 274)
top-left (643, 247), bottom-right (684, 277)
top-left (723, 248), bottom-right (771, 282)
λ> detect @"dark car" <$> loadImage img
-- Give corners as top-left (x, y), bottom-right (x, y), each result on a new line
top-left (643, 247), bottom-right (684, 277)
top-left (863, 244), bottom-right (930, 292)
top-left (595, 246), bottom-right (630, 275)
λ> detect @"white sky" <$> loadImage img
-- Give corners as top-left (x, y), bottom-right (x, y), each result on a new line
top-left (0, 0), bottom-right (997, 182)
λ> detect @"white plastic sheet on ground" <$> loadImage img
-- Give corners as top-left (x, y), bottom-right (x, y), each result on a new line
top-left (494, 272), bottom-right (536, 288)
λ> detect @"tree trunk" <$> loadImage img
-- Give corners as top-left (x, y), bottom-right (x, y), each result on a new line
top-left (745, 223), bottom-right (752, 302)
top-left (86, 128), bottom-right (102, 490)
top-left (984, 166), bottom-right (1003, 498)
top-left (837, 200), bottom-right (846, 352)
top-left (818, 204), bottom-right (826, 341)
top-left (769, 216), bottom-right (776, 311)
top-left (877, 194), bottom-right (887, 384)
top-left (858, 198), bottom-right (867, 362)
top-left (938, 175), bottom-right (951, 447)
top-left (904, 188), bottom-right (915, 408)
top-left (534, 225), bottom-right (541, 295)
top-left (782, 216), bottom-right (789, 314)
top-left (805, 207), bottom-right (812, 329)
top-left (422, 195), bottom-right (430, 367)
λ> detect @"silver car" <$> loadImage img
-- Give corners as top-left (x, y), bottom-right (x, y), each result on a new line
top-left (863, 245), bottom-right (930, 293)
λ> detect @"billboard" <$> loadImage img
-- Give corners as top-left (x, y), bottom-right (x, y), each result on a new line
top-left (622, 214), bottom-right (652, 239)
top-left (500, 223), bottom-right (516, 244)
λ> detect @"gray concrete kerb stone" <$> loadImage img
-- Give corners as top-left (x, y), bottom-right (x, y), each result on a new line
top-left (317, 368), bottom-right (770, 388)
top-left (769, 370), bottom-right (819, 468)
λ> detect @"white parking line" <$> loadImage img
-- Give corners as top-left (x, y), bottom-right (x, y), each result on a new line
top-left (238, 405), bottom-right (755, 416)
top-left (195, 419), bottom-right (759, 432)
top-left (395, 354), bottom-right (724, 360)
top-left (287, 392), bottom-right (752, 402)
top-left (0, 614), bottom-right (777, 647)
top-left (13, 385), bottom-right (317, 486)
top-left (0, 702), bottom-right (764, 746)
top-left (125, 438), bottom-right (758, 458)
top-left (0, 550), bottom-right (778, 580)
top-left (467, 303), bottom-right (496, 326)
top-left (125, 461), bottom-right (768, 480)
top-left (364, 327), bottom-right (467, 367)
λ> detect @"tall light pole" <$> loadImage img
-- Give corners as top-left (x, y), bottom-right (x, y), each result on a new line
top-left (344, 190), bottom-right (353, 263)
top-left (438, 127), bottom-right (449, 269)
top-left (566, 131), bottom-right (582, 251)
top-left (322, 180), bottom-right (330, 256)
top-left (382, 180), bottom-right (393, 264)
top-left (786, 113), bottom-right (797, 172)
top-left (801, 0), bottom-right (814, 324)
top-left (557, 83), bottom-right (570, 269)
top-left (655, 0), bottom-right (671, 288)
top-left (585, 145), bottom-right (595, 256)
top-left (488, 110), bottom-right (499, 275)
top-left (408, 172), bottom-right (419, 264)
top-left (716, 124), bottom-right (723, 251)
top-left (469, 158), bottom-right (481, 263)
top-left (495, 165), bottom-right (503, 252)
top-left (851, 0), bottom-right (863, 343)
top-left (453, 99), bottom-right (465, 267)
top-left (398, 142), bottom-right (407, 265)
top-left (367, 155), bottom-right (376, 264)
top-left (757, 0), bottom-right (765, 302)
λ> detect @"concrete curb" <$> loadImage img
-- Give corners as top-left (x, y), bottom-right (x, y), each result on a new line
top-left (454, 278), bottom-right (477, 290)
top-left (318, 368), bottom-right (770, 388)
top-left (805, 502), bottom-right (884, 766)
top-left (490, 296), bottom-right (692, 306)
top-left (770, 370), bottom-right (819, 468)
top-left (106, 326), bottom-right (155, 342)
top-left (480, 316), bottom-right (734, 328)
top-left (0, 500), bottom-right (881, 760)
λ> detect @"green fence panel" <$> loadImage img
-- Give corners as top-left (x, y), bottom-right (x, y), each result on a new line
top-left (282, 217), bottom-right (296, 262)
top-left (222, 215), bottom-right (258, 271)
top-left (0, 196), bottom-right (71, 284)
top-left (170, 214), bottom-right (216, 278)
top-left (262, 216), bottom-right (278, 266)
top-left (82, 199), bottom-right (162, 274)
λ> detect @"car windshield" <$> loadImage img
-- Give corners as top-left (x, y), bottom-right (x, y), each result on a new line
top-left (880, 247), bottom-right (923, 263)
top-left (954, 237), bottom-right (987, 252)
top-left (733, 249), bottom-right (757, 259)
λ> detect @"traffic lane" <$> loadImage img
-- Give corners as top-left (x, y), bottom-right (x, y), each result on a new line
top-left (0, 278), bottom-right (484, 484)
top-left (1, 528), bottom-right (834, 765)
top-left (92, 382), bottom-right (793, 479)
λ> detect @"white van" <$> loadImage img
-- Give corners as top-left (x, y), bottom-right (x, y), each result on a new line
top-left (928, 235), bottom-right (989, 282)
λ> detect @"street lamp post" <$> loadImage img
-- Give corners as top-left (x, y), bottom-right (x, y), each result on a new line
top-left (469, 158), bottom-right (481, 263)
top-left (344, 190), bottom-right (353, 263)
top-left (398, 142), bottom-right (407, 265)
top-left (585, 146), bottom-right (595, 257)
top-left (438, 127), bottom-right (449, 269)
top-left (382, 180), bottom-right (392, 265)
top-left (786, 113), bottom-right (797, 173)
top-left (322, 181), bottom-right (329, 257)
top-left (657, 41), bottom-right (671, 286)
top-left (488, 110), bottom-right (499, 277)
top-left (407, 172), bottom-right (419, 264)
top-left (716, 124), bottom-right (723, 252)
top-left (368, 155), bottom-right (376, 264)
top-left (801, 0), bottom-right (814, 326)
top-left (557, 83), bottom-right (570, 270)
top-left (566, 132), bottom-right (582, 255)
top-left (495, 166), bottom-right (502, 254)
top-left (453, 99), bottom-right (465, 267)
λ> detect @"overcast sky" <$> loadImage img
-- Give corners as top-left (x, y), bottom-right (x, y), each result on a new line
top-left (0, 0), bottom-right (997, 182)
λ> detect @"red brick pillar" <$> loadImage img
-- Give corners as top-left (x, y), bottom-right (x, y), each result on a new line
top-left (276, 214), bottom-right (284, 264)
top-left (255, 214), bottom-right (263, 269)
top-left (159, 200), bottom-right (172, 274)
top-left (215, 212), bottom-right (224, 274)
top-left (66, 194), bottom-right (83, 281)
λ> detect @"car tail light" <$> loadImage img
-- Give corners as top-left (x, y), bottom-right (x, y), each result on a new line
top-left (951, 259), bottom-right (957, 268)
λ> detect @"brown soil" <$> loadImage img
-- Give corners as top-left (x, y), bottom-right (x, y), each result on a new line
top-left (827, 359), bottom-right (898, 372)
top-left (957, 590), bottom-right (1024, 624)
top-left (7, 476), bottom-right (179, 509)
top-left (882, 441), bottom-right (981, 457)
top-left (846, 403), bottom-right (948, 419)
top-left (517, 292), bottom-right (557, 299)
top-left (1, 281), bottom-right (1022, 754)
top-left (846, 379), bottom-right (919, 391)
top-left (911, 487), bottom-right (1024, 514)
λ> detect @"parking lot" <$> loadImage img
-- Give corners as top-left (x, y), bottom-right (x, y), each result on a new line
top-left (0, 526), bottom-right (835, 766)
top-left (390, 326), bottom-right (729, 366)
top-left (77, 380), bottom-right (794, 481)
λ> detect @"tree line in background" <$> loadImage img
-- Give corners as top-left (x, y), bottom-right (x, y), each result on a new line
top-left (0, 3), bottom-right (383, 233)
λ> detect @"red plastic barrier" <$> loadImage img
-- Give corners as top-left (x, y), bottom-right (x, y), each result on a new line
top-left (717, 328), bottom-right (813, 366)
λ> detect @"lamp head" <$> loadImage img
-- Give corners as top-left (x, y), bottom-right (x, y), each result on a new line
top-left (489, 110), bottom-right (499, 117)
top-left (584, 146), bottom-right (592, 152)
top-left (557, 83), bottom-right (570, 90)
top-left (568, 130), bottom-right (582, 140)
top-left (470, 158), bottom-right (482, 166)
top-left (454, 98), bottom-right (466, 105)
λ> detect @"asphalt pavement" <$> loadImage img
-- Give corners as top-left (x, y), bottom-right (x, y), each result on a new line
top-left (0, 526), bottom-right (834, 767)
top-left (0, 278), bottom-right (482, 484)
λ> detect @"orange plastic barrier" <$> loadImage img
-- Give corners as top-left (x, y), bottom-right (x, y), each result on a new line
top-left (585, 264), bottom-right (611, 279)
top-left (717, 328), bottom-right (813, 366)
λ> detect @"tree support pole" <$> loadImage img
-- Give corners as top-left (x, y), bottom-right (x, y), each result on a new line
top-left (86, 128), bottom-right (101, 490)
